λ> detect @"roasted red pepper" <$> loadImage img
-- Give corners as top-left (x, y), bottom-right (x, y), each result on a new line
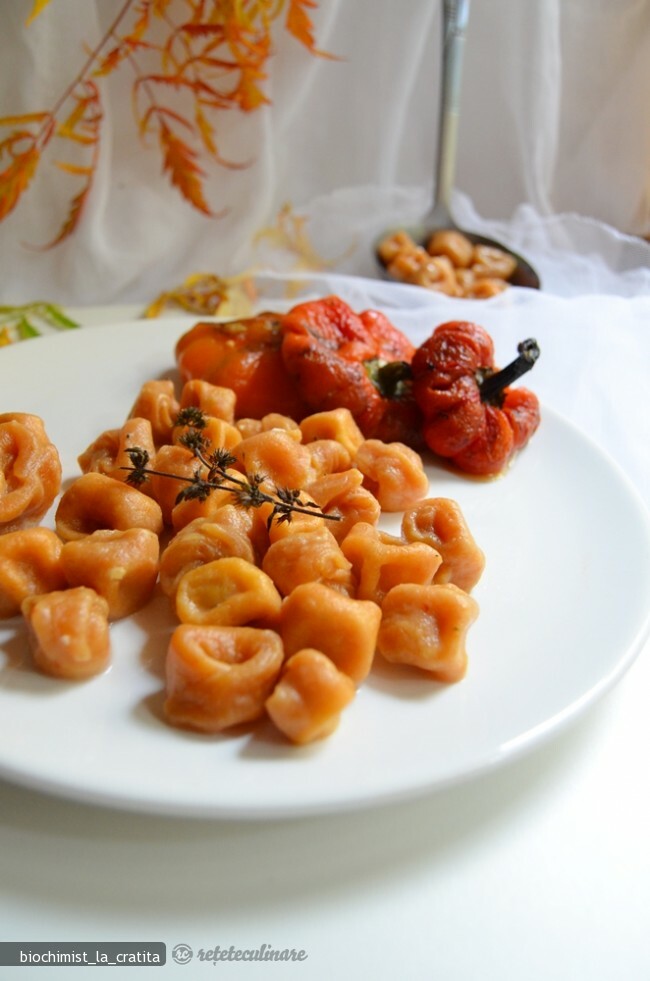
top-left (411, 321), bottom-right (540, 475)
top-left (280, 296), bottom-right (423, 444)
top-left (175, 313), bottom-right (310, 420)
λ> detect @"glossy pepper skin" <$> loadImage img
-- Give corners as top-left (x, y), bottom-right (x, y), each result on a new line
top-left (411, 321), bottom-right (540, 476)
top-left (175, 313), bottom-right (310, 420)
top-left (280, 296), bottom-right (423, 445)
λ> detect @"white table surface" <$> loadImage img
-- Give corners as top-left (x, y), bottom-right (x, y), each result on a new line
top-left (1, 290), bottom-right (649, 980)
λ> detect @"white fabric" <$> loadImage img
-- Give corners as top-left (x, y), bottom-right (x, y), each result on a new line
top-left (0, 0), bottom-right (649, 305)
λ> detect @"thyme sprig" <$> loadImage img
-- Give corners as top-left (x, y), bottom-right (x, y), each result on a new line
top-left (122, 410), bottom-right (339, 529)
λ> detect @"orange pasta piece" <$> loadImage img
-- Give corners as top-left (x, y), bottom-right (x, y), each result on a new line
top-left (22, 586), bottom-right (111, 680)
top-left (471, 243), bottom-right (517, 280)
top-left (262, 527), bottom-right (354, 597)
top-left (0, 413), bottom-right (62, 533)
top-left (55, 472), bottom-right (163, 541)
top-left (266, 648), bottom-right (356, 744)
top-left (264, 502), bottom-right (326, 543)
top-left (180, 379), bottom-right (236, 423)
top-left (377, 583), bottom-right (479, 682)
top-left (235, 418), bottom-right (264, 439)
top-left (306, 439), bottom-right (352, 478)
top-left (109, 417), bottom-right (156, 488)
top-left (160, 511), bottom-right (256, 598)
top-left (426, 229), bottom-right (474, 268)
top-left (354, 439), bottom-right (429, 512)
top-left (175, 556), bottom-right (282, 627)
top-left (170, 491), bottom-right (225, 533)
top-left (147, 444), bottom-right (200, 525)
top-left (280, 582), bottom-right (381, 684)
top-left (170, 467), bottom-right (248, 531)
top-left (468, 278), bottom-right (508, 299)
top-left (233, 429), bottom-right (313, 491)
top-left (61, 528), bottom-right (160, 620)
top-left (164, 623), bottom-right (284, 732)
top-left (258, 413), bottom-right (303, 440)
top-left (0, 528), bottom-right (66, 619)
top-left (299, 408), bottom-right (365, 457)
top-left (306, 469), bottom-right (380, 542)
top-left (77, 428), bottom-right (120, 476)
top-left (172, 416), bottom-right (242, 455)
top-left (401, 497), bottom-right (485, 592)
top-left (128, 379), bottom-right (180, 446)
top-left (341, 521), bottom-right (440, 604)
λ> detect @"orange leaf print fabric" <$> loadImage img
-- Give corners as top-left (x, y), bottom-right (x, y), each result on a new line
top-left (0, 0), bottom-right (331, 245)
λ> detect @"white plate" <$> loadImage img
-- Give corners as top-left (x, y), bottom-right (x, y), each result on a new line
top-left (1, 319), bottom-right (649, 818)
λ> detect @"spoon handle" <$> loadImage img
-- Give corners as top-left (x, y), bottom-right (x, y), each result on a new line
top-left (430, 0), bottom-right (471, 228)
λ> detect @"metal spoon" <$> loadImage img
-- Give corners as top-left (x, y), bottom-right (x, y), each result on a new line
top-left (377, 0), bottom-right (540, 291)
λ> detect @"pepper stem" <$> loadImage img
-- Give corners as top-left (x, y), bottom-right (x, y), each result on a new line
top-left (370, 359), bottom-right (413, 399)
top-left (478, 338), bottom-right (540, 404)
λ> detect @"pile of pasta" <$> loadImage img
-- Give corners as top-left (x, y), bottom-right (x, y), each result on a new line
top-left (0, 375), bottom-right (485, 746)
top-left (378, 229), bottom-right (517, 298)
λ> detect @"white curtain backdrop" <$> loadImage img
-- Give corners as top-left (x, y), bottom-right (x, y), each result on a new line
top-left (1, 0), bottom-right (648, 305)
